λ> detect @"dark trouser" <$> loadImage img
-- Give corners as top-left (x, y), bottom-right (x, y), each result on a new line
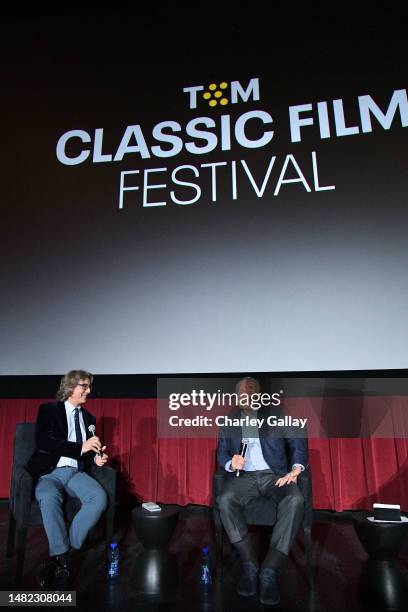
top-left (217, 470), bottom-right (304, 556)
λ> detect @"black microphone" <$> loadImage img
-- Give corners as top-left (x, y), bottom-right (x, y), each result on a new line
top-left (88, 424), bottom-right (103, 457)
top-left (236, 438), bottom-right (249, 477)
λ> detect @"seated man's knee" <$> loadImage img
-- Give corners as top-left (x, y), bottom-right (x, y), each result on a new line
top-left (286, 488), bottom-right (304, 515)
top-left (36, 482), bottom-right (63, 508)
top-left (97, 489), bottom-right (108, 513)
top-left (217, 488), bottom-right (238, 511)
top-left (86, 484), bottom-right (108, 513)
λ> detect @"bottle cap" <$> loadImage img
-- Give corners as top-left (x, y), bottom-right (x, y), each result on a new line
top-left (202, 546), bottom-right (209, 554)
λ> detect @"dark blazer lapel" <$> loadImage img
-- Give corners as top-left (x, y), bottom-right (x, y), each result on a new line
top-left (56, 401), bottom-right (68, 438)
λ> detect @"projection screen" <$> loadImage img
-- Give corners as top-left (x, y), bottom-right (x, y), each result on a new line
top-left (1, 10), bottom-right (407, 374)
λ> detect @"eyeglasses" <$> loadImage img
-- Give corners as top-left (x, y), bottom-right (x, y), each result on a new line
top-left (77, 383), bottom-right (92, 391)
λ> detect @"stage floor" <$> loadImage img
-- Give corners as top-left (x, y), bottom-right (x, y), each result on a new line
top-left (1, 501), bottom-right (407, 611)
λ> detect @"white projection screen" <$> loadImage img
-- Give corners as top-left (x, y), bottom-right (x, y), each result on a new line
top-left (1, 9), bottom-right (408, 375)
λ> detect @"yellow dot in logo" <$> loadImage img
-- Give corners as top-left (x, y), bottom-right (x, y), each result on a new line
top-left (214, 90), bottom-right (222, 98)
top-left (203, 92), bottom-right (211, 100)
top-left (220, 98), bottom-right (228, 105)
top-left (209, 99), bottom-right (217, 107)
top-left (209, 83), bottom-right (217, 91)
top-left (220, 82), bottom-right (228, 89)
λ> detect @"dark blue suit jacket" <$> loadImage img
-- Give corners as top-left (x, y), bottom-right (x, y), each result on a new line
top-left (217, 409), bottom-right (308, 475)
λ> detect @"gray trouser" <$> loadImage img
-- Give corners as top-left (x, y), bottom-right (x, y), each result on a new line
top-left (35, 467), bottom-right (108, 557)
top-left (217, 469), bottom-right (304, 555)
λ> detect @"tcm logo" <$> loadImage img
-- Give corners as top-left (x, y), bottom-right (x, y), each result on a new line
top-left (183, 77), bottom-right (260, 109)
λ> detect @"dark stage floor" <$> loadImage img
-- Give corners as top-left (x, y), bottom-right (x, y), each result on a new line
top-left (1, 501), bottom-right (408, 611)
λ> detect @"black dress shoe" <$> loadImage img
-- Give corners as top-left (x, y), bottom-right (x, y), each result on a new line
top-left (237, 561), bottom-right (258, 597)
top-left (53, 552), bottom-right (72, 591)
top-left (259, 568), bottom-right (280, 606)
top-left (38, 561), bottom-right (56, 589)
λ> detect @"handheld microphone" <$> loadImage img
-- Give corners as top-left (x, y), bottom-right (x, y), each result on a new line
top-left (88, 424), bottom-right (103, 457)
top-left (236, 438), bottom-right (249, 477)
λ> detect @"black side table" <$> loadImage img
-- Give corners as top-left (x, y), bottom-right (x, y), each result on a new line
top-left (352, 511), bottom-right (408, 611)
top-left (131, 504), bottom-right (181, 596)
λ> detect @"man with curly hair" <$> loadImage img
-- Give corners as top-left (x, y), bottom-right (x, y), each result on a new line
top-left (26, 370), bottom-right (108, 589)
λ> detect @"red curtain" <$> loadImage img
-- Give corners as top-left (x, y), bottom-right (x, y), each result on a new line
top-left (1, 398), bottom-right (407, 511)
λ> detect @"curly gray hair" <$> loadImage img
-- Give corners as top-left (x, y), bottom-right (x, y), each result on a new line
top-left (56, 370), bottom-right (93, 401)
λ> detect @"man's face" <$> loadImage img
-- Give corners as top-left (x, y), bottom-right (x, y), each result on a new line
top-left (68, 379), bottom-right (92, 407)
top-left (237, 378), bottom-right (260, 409)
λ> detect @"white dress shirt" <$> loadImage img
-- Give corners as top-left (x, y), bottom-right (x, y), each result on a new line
top-left (56, 401), bottom-right (86, 468)
top-left (225, 438), bottom-right (305, 473)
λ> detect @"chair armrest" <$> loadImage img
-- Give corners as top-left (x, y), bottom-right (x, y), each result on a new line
top-left (213, 469), bottom-right (229, 502)
top-left (9, 467), bottom-right (35, 528)
top-left (297, 466), bottom-right (313, 528)
top-left (90, 465), bottom-right (116, 516)
top-left (212, 470), bottom-right (227, 532)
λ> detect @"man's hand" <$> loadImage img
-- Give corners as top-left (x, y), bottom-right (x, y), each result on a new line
top-left (275, 466), bottom-right (301, 487)
top-left (231, 454), bottom-right (246, 471)
top-left (82, 436), bottom-right (101, 454)
top-left (94, 446), bottom-right (108, 467)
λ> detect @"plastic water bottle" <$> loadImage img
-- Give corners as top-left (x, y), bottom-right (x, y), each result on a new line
top-left (200, 546), bottom-right (212, 587)
top-left (108, 542), bottom-right (119, 578)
